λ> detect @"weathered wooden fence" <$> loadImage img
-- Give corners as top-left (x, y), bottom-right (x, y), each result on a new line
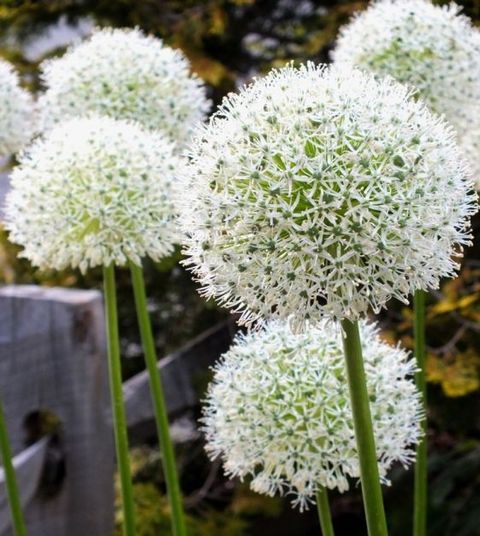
top-left (0, 286), bottom-right (114, 536)
top-left (0, 284), bottom-right (235, 535)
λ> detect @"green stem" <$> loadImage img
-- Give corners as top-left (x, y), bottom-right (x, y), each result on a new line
top-left (413, 289), bottom-right (427, 536)
top-left (103, 265), bottom-right (136, 536)
top-left (316, 487), bottom-right (335, 536)
top-left (341, 319), bottom-right (388, 536)
top-left (129, 262), bottom-right (187, 536)
top-left (0, 398), bottom-right (26, 536)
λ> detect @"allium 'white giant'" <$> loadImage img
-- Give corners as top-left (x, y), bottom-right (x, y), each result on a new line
top-left (38, 28), bottom-right (210, 148)
top-left (181, 63), bottom-right (477, 327)
top-left (0, 59), bottom-right (34, 157)
top-left (332, 0), bottom-right (480, 185)
top-left (202, 320), bottom-right (422, 509)
top-left (5, 116), bottom-right (180, 272)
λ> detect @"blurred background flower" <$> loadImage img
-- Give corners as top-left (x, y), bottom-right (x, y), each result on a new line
top-left (0, 58), bottom-right (34, 158)
top-left (38, 28), bottom-right (210, 149)
top-left (332, 0), bottom-right (480, 186)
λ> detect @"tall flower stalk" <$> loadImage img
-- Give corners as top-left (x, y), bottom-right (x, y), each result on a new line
top-left (5, 116), bottom-right (184, 536)
top-left (104, 265), bottom-right (136, 536)
top-left (413, 290), bottom-right (427, 536)
top-left (341, 320), bottom-right (388, 536)
top-left (316, 488), bottom-right (335, 536)
top-left (0, 397), bottom-right (26, 536)
top-left (0, 55), bottom-right (33, 536)
top-left (181, 62), bottom-right (476, 536)
top-left (129, 262), bottom-right (186, 536)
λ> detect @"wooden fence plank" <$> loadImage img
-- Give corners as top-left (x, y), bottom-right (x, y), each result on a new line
top-left (123, 319), bottom-right (237, 431)
top-left (0, 286), bottom-right (114, 536)
top-left (0, 438), bottom-right (48, 535)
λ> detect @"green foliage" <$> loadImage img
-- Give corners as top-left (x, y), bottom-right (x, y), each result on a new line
top-left (114, 481), bottom-right (248, 536)
top-left (428, 444), bottom-right (480, 536)
top-left (230, 483), bottom-right (282, 519)
top-left (113, 448), bottom-right (286, 536)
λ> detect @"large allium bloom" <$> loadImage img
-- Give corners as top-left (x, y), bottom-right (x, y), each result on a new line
top-left (5, 116), bottom-right (180, 272)
top-left (203, 320), bottom-right (422, 509)
top-left (0, 59), bottom-right (34, 157)
top-left (181, 63), bottom-right (477, 327)
top-left (332, 0), bottom-right (480, 185)
top-left (38, 28), bottom-right (210, 148)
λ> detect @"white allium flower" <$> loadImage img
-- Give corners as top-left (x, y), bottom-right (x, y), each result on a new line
top-left (38, 27), bottom-right (210, 149)
top-left (0, 59), bottom-right (34, 157)
top-left (202, 320), bottom-right (422, 510)
top-left (5, 115), bottom-right (180, 272)
top-left (181, 63), bottom-right (477, 327)
top-left (332, 0), bottom-right (480, 186)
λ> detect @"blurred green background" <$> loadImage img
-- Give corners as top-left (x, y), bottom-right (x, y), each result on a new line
top-left (1, 1), bottom-right (480, 534)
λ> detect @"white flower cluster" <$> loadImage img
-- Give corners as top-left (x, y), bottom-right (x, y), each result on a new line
top-left (0, 59), bottom-right (34, 157)
top-left (5, 116), bottom-right (180, 272)
top-left (332, 0), bottom-right (480, 185)
top-left (202, 320), bottom-right (422, 509)
top-left (181, 63), bottom-right (477, 327)
top-left (38, 27), bottom-right (210, 149)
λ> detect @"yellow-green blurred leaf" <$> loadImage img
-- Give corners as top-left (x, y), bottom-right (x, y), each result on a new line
top-left (429, 293), bottom-right (478, 317)
top-left (427, 351), bottom-right (480, 397)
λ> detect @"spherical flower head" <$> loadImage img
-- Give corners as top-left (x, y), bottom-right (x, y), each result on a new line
top-left (181, 63), bottom-right (477, 327)
top-left (5, 115), bottom-right (181, 272)
top-left (202, 319), bottom-right (422, 510)
top-left (332, 0), bottom-right (480, 186)
top-left (38, 27), bottom-right (210, 149)
top-left (0, 59), bottom-right (34, 157)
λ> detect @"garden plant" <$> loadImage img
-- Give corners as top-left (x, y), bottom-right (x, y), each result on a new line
top-left (333, 3), bottom-right (480, 533)
top-left (0, 1), bottom-right (479, 536)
